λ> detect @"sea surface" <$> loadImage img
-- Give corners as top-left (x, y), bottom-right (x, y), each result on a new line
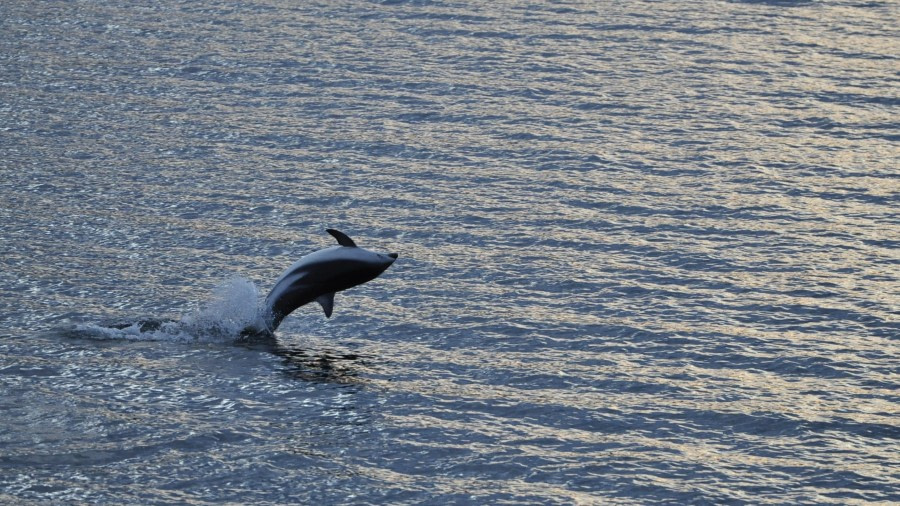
top-left (1, 0), bottom-right (897, 504)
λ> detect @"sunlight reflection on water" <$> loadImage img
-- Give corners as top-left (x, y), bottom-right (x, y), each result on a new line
top-left (1, 0), bottom-right (897, 503)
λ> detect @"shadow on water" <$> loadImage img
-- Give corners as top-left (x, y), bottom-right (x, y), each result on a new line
top-left (238, 338), bottom-right (369, 385)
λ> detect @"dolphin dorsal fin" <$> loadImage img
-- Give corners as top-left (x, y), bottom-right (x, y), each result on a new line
top-left (326, 229), bottom-right (357, 247)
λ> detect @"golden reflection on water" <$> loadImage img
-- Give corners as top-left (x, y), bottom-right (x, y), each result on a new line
top-left (362, 342), bottom-right (896, 430)
top-left (2, 0), bottom-right (898, 502)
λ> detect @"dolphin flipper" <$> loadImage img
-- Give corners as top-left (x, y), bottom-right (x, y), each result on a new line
top-left (326, 229), bottom-right (357, 247)
top-left (316, 292), bottom-right (336, 318)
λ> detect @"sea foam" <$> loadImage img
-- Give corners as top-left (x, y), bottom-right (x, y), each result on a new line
top-left (71, 277), bottom-right (266, 343)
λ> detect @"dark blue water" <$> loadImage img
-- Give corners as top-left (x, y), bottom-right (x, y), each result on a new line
top-left (1, 0), bottom-right (897, 503)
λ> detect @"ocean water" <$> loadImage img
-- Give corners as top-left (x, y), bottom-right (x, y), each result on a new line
top-left (1, 0), bottom-right (897, 503)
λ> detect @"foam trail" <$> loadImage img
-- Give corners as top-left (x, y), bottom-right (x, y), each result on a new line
top-left (71, 277), bottom-right (265, 343)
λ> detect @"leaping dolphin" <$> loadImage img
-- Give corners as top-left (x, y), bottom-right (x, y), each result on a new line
top-left (248, 229), bottom-right (398, 335)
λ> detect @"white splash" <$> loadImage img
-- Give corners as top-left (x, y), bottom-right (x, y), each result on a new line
top-left (180, 276), bottom-right (264, 338)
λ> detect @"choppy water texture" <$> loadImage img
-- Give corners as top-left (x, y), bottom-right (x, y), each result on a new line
top-left (1, 0), bottom-right (898, 503)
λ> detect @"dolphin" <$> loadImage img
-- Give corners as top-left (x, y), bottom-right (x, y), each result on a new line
top-left (248, 229), bottom-right (398, 335)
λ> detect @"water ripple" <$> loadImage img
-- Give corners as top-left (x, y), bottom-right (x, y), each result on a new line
top-left (1, 0), bottom-right (898, 503)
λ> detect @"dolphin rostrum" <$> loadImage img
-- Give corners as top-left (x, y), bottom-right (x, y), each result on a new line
top-left (249, 229), bottom-right (398, 334)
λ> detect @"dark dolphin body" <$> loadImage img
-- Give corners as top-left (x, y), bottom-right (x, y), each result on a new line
top-left (247, 229), bottom-right (398, 335)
